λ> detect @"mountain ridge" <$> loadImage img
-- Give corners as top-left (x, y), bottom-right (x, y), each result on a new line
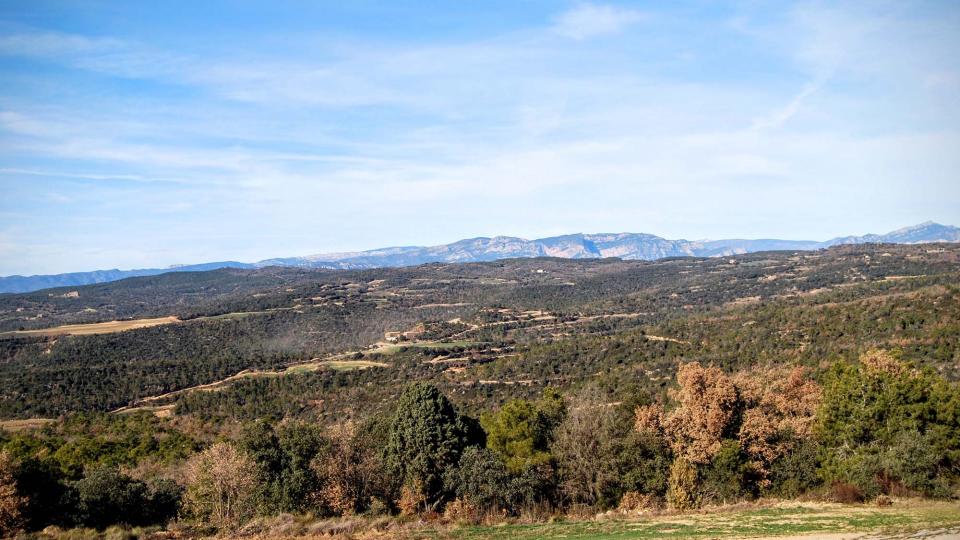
top-left (2, 222), bottom-right (958, 294)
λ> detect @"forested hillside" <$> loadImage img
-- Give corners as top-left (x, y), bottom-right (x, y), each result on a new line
top-left (0, 243), bottom-right (957, 419)
top-left (0, 244), bottom-right (958, 537)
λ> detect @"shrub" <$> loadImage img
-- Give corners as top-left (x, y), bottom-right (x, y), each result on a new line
top-left (699, 440), bottom-right (753, 504)
top-left (666, 458), bottom-right (700, 510)
top-left (366, 497), bottom-right (389, 517)
top-left (617, 491), bottom-right (660, 513)
top-left (482, 400), bottom-right (552, 474)
top-left (638, 363), bottom-right (820, 490)
top-left (239, 421), bottom-right (326, 514)
top-left (506, 463), bottom-right (557, 511)
top-left (877, 431), bottom-right (951, 497)
top-left (10, 457), bottom-right (69, 530)
top-left (443, 497), bottom-right (480, 524)
top-left (142, 479), bottom-right (182, 525)
top-left (397, 483), bottom-right (426, 517)
top-left (444, 447), bottom-right (510, 513)
top-left (69, 467), bottom-right (179, 529)
top-left (481, 389), bottom-right (566, 475)
top-left (830, 482), bottom-right (864, 504)
top-left (766, 438), bottom-right (821, 498)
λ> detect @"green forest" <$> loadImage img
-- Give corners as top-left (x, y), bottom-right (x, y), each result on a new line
top-left (0, 243), bottom-right (958, 537)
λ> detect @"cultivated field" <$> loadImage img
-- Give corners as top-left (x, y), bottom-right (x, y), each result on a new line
top-left (1, 316), bottom-right (179, 337)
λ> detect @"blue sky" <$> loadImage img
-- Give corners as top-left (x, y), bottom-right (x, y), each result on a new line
top-left (1, 1), bottom-right (958, 275)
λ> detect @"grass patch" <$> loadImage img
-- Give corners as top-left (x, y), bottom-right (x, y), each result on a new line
top-left (316, 360), bottom-right (389, 371)
top-left (375, 341), bottom-right (486, 355)
top-left (417, 501), bottom-right (960, 540)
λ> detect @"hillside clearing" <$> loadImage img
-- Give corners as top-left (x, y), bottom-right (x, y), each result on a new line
top-left (316, 359), bottom-right (390, 371)
top-left (1, 316), bottom-right (179, 337)
top-left (0, 418), bottom-right (56, 431)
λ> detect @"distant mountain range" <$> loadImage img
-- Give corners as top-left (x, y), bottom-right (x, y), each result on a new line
top-left (2, 221), bottom-right (958, 294)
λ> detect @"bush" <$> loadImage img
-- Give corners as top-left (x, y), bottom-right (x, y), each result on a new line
top-left (444, 447), bottom-right (510, 513)
top-left (69, 467), bottom-right (179, 529)
top-left (699, 440), bottom-right (755, 504)
top-left (830, 482), bottom-right (864, 504)
top-left (239, 421), bottom-right (326, 514)
top-left (397, 483), bottom-right (426, 517)
top-left (443, 498), bottom-right (480, 524)
top-left (767, 438), bottom-right (821, 498)
top-left (312, 422), bottom-right (387, 516)
top-left (141, 479), bottom-right (182, 525)
top-left (481, 389), bottom-right (565, 475)
top-left (617, 491), bottom-right (660, 513)
top-left (666, 458), bottom-right (700, 510)
top-left (505, 463), bottom-right (557, 511)
top-left (11, 457), bottom-right (69, 530)
top-left (877, 431), bottom-right (951, 497)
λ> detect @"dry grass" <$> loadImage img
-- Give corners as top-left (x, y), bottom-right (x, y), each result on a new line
top-left (317, 360), bottom-right (390, 371)
top-left (0, 418), bottom-right (56, 432)
top-left (2, 316), bottom-right (179, 337)
top-left (27, 499), bottom-right (960, 540)
top-left (164, 498), bottom-right (959, 540)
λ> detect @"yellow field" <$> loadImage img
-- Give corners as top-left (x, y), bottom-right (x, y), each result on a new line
top-left (2, 316), bottom-right (179, 337)
top-left (316, 359), bottom-right (390, 371)
top-left (0, 418), bottom-right (56, 432)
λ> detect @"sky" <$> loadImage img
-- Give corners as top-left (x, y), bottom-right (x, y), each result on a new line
top-left (1, 1), bottom-right (959, 276)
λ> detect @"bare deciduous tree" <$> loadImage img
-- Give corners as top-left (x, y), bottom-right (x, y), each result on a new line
top-left (311, 423), bottom-right (384, 515)
top-left (553, 389), bottom-right (619, 506)
top-left (183, 442), bottom-right (260, 529)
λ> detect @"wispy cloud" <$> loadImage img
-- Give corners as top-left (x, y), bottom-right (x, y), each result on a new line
top-left (552, 3), bottom-right (647, 40)
top-left (0, 29), bottom-right (182, 79)
top-left (750, 79), bottom-right (824, 131)
top-left (0, 2), bottom-right (958, 274)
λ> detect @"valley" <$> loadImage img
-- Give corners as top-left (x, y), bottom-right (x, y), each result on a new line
top-left (1, 243), bottom-right (958, 538)
top-left (1, 243), bottom-right (957, 422)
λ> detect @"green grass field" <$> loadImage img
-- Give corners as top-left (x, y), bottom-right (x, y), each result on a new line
top-left (373, 340), bottom-right (486, 355)
top-left (418, 501), bottom-right (960, 540)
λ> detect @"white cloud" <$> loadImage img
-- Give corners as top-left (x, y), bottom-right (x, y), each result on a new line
top-left (750, 79), bottom-right (824, 131)
top-left (0, 29), bottom-right (181, 79)
top-left (553, 3), bottom-right (646, 40)
top-left (0, 30), bottom-right (120, 57)
top-left (1, 2), bottom-right (959, 274)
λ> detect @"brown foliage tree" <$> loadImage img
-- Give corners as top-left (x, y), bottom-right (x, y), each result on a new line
top-left (735, 366), bottom-right (820, 484)
top-left (636, 362), bottom-right (820, 489)
top-left (663, 362), bottom-right (739, 465)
